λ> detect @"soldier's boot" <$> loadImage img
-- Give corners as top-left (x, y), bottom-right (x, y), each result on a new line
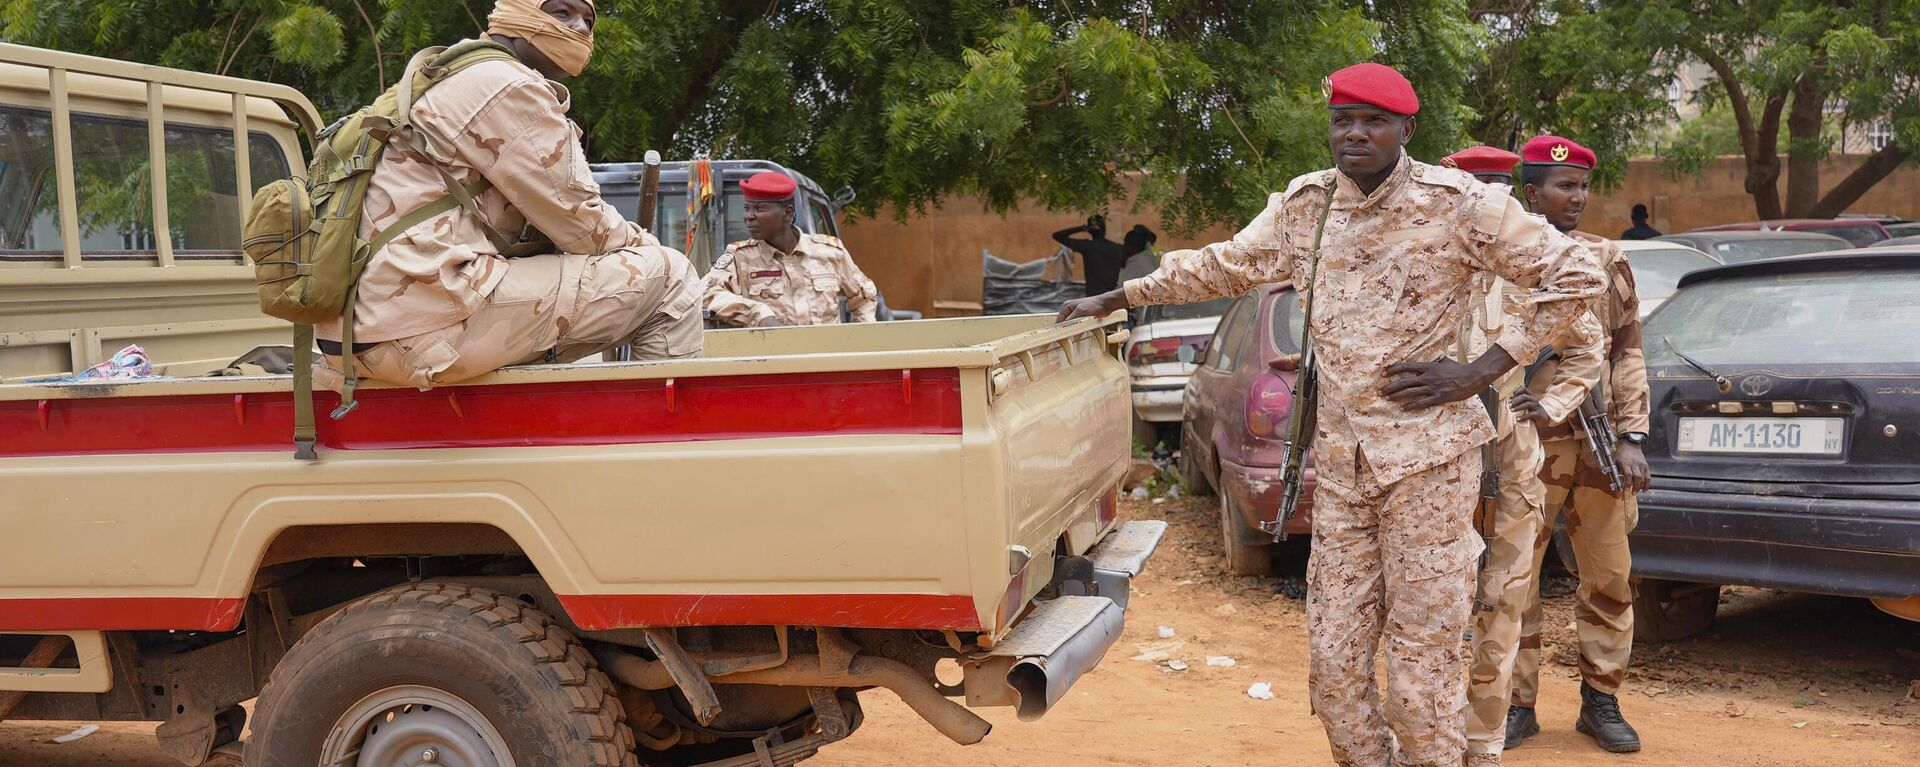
top-left (1575, 682), bottom-right (1642, 753)
top-left (1504, 705), bottom-right (1539, 749)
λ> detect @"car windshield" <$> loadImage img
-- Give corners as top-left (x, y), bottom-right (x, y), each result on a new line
top-left (1645, 267), bottom-right (1920, 367)
top-left (1711, 238), bottom-right (1844, 263)
top-left (1629, 248), bottom-right (1719, 299)
top-left (1145, 297), bottom-right (1232, 323)
top-left (1813, 225), bottom-right (1884, 247)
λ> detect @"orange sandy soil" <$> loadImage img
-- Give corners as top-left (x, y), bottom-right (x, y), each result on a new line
top-left (4, 497), bottom-right (1915, 767)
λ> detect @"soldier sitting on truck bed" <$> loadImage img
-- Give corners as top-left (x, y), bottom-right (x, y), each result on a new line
top-left (703, 172), bottom-right (879, 327)
top-left (315, 0), bottom-right (703, 390)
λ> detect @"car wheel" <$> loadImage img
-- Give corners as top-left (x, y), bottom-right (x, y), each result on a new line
top-left (1632, 578), bottom-right (1720, 642)
top-left (1219, 492), bottom-right (1273, 577)
top-left (1180, 437), bottom-right (1213, 497)
top-left (247, 583), bottom-right (639, 767)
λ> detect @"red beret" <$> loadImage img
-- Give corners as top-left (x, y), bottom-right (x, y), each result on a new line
top-left (1441, 145), bottom-right (1520, 177)
top-left (741, 171), bottom-right (797, 201)
top-left (1326, 63), bottom-right (1419, 116)
top-left (1520, 135), bottom-right (1595, 170)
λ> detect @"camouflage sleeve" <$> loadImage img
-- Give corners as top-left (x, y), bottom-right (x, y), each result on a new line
top-left (702, 252), bottom-right (773, 326)
top-left (1609, 259), bottom-right (1651, 434)
top-left (1538, 311), bottom-right (1606, 426)
top-left (1122, 192), bottom-right (1292, 308)
top-left (455, 75), bottom-right (640, 255)
top-left (1463, 191), bottom-right (1608, 366)
top-left (838, 248), bottom-right (880, 323)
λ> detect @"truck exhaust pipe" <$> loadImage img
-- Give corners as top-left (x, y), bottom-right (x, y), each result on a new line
top-left (962, 595), bottom-right (1125, 721)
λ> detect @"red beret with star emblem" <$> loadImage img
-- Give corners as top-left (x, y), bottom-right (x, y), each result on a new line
top-left (1326, 63), bottom-right (1419, 116)
top-left (1520, 135), bottom-right (1596, 170)
top-left (741, 171), bottom-right (797, 201)
top-left (1441, 145), bottom-right (1520, 178)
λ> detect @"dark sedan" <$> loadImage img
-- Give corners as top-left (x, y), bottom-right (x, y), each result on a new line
top-left (1179, 284), bottom-right (1313, 576)
top-left (1656, 230), bottom-right (1851, 265)
top-left (1631, 250), bottom-right (1920, 638)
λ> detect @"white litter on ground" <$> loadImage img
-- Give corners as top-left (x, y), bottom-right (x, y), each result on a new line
top-left (1247, 683), bottom-right (1275, 700)
top-left (1158, 625), bottom-right (1176, 639)
top-left (52, 725), bottom-right (98, 744)
top-left (1206, 656), bottom-right (1237, 667)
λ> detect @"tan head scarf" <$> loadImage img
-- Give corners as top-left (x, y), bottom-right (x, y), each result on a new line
top-left (487, 0), bottom-right (595, 77)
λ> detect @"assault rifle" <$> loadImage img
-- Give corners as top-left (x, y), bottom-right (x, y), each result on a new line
top-left (1522, 348), bottom-right (1623, 492)
top-left (1260, 186), bottom-right (1335, 543)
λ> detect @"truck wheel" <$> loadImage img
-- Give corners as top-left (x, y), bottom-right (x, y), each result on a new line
top-left (247, 583), bottom-right (638, 767)
top-left (1632, 578), bottom-right (1719, 642)
top-left (1220, 492), bottom-right (1273, 577)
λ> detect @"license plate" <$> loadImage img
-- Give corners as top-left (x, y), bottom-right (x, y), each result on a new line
top-left (1675, 417), bottom-right (1844, 455)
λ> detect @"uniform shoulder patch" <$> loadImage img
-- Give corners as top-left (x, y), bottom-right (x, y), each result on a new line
top-left (1282, 169), bottom-right (1338, 201)
top-left (1613, 257), bottom-right (1637, 290)
top-left (1409, 161), bottom-right (1472, 191)
top-left (712, 252), bottom-right (735, 272)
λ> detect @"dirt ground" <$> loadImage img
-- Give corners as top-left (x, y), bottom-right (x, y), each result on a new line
top-left (3, 496), bottom-right (1915, 767)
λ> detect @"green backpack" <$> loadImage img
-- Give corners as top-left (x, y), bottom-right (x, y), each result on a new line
top-left (242, 41), bottom-right (519, 459)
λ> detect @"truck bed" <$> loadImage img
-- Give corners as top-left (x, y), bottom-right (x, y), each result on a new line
top-left (0, 314), bottom-right (1130, 638)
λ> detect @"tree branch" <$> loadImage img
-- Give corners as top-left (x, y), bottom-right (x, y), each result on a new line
top-left (350, 0), bottom-right (386, 86)
top-left (1691, 44), bottom-right (1757, 159)
top-left (1219, 101), bottom-right (1265, 164)
top-left (221, 15), bottom-right (265, 76)
top-left (1811, 142), bottom-right (1910, 218)
top-left (1030, 81), bottom-right (1070, 108)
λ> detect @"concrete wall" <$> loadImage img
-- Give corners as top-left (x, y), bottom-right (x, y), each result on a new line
top-left (843, 155), bottom-right (1920, 317)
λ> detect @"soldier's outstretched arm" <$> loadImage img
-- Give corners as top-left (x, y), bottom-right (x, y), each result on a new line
top-left (1462, 189), bottom-right (1608, 367)
top-left (1534, 311), bottom-right (1607, 426)
top-left (453, 74), bottom-right (642, 256)
top-left (1058, 192), bottom-right (1292, 322)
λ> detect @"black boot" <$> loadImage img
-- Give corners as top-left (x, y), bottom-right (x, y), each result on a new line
top-left (1504, 705), bottom-right (1539, 749)
top-left (1576, 682), bottom-right (1642, 753)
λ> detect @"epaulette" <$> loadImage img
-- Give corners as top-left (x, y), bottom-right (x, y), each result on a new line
top-left (1409, 161), bottom-right (1473, 192)
top-left (1282, 169), bottom-right (1338, 201)
top-left (807, 233), bottom-right (847, 250)
top-left (726, 239), bottom-right (756, 251)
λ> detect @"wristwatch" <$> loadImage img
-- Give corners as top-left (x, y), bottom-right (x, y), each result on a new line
top-left (1621, 432), bottom-right (1648, 445)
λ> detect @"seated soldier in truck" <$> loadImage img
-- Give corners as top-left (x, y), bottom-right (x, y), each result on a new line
top-left (703, 172), bottom-right (879, 327)
top-left (316, 0), bottom-right (702, 391)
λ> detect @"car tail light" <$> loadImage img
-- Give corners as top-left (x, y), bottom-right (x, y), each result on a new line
top-left (1245, 370), bottom-right (1294, 442)
top-left (1128, 335), bottom-right (1210, 366)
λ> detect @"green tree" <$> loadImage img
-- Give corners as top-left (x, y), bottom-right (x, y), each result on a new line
top-left (2, 1), bottom-right (1481, 232)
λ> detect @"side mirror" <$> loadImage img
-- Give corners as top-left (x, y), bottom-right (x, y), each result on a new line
top-left (831, 185), bottom-right (857, 209)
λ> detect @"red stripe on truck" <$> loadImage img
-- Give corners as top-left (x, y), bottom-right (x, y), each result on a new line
top-left (0, 597), bottom-right (246, 631)
top-left (1, 368), bottom-right (963, 457)
top-left (557, 593), bottom-right (983, 631)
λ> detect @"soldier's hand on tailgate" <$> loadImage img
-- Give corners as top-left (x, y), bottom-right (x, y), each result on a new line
top-left (1616, 441), bottom-right (1652, 493)
top-left (1057, 290), bottom-right (1129, 323)
top-left (1508, 391), bottom-right (1549, 423)
top-left (1381, 357), bottom-right (1494, 410)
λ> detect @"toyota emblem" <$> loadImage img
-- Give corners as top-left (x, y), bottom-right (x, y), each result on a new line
top-left (1739, 374), bottom-right (1772, 397)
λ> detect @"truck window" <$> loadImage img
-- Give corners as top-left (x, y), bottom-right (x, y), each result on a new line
top-left (0, 105), bottom-right (290, 259)
top-left (808, 199), bottom-right (838, 236)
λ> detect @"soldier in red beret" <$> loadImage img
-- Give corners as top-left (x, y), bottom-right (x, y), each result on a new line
top-left (1506, 135), bottom-right (1650, 757)
top-left (704, 171), bottom-right (878, 327)
top-left (1062, 63), bottom-right (1609, 767)
top-left (1443, 145), bottom-right (1522, 186)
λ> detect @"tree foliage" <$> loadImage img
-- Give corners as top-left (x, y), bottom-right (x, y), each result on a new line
top-left (2, 0), bottom-right (1485, 232)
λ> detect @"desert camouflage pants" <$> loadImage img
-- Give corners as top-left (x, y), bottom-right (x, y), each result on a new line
top-left (1308, 448), bottom-right (1483, 767)
top-left (1464, 421), bottom-right (1546, 757)
top-left (1512, 437), bottom-right (1639, 706)
top-left (321, 245), bottom-right (705, 390)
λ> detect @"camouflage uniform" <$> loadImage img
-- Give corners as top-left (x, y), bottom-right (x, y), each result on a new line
top-left (1463, 273), bottom-right (1607, 760)
top-left (1125, 155), bottom-right (1606, 767)
top-left (316, 49), bottom-right (702, 389)
top-left (1513, 233), bottom-right (1649, 706)
top-left (704, 232), bottom-right (878, 326)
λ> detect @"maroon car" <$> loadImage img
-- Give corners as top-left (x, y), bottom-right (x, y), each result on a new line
top-left (1179, 284), bottom-right (1315, 575)
top-left (1689, 218), bottom-right (1889, 248)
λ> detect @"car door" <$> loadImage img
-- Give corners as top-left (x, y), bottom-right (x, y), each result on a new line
top-left (1184, 293), bottom-right (1258, 480)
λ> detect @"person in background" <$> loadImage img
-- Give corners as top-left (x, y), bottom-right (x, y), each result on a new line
top-left (1620, 204), bottom-right (1662, 240)
top-left (1053, 215), bottom-right (1128, 297)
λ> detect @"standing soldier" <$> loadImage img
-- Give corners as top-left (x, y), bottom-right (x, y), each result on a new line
top-left (315, 0), bottom-right (705, 390)
top-left (1059, 64), bottom-right (1607, 767)
top-left (1444, 146), bottom-right (1609, 767)
top-left (1505, 135), bottom-right (1652, 754)
top-left (704, 172), bottom-right (879, 327)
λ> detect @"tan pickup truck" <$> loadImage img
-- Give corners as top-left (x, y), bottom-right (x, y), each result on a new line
top-left (0, 44), bottom-right (1161, 767)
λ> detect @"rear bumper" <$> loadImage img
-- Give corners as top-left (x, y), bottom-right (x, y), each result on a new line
top-left (964, 520), bottom-right (1165, 721)
top-left (1221, 459), bottom-right (1314, 537)
top-left (1130, 379), bottom-right (1187, 422)
top-left (1633, 484), bottom-right (1920, 598)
